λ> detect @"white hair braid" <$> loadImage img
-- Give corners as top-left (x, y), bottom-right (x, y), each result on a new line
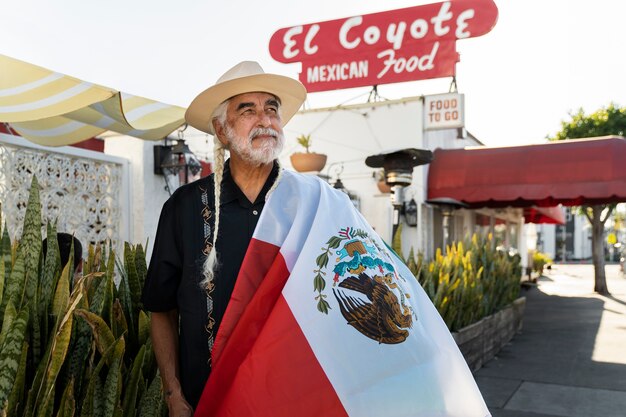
top-left (201, 101), bottom-right (228, 289)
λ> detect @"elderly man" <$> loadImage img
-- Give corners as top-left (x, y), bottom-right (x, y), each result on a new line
top-left (141, 61), bottom-right (306, 415)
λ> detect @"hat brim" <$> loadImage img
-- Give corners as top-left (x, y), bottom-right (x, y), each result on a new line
top-left (185, 73), bottom-right (307, 134)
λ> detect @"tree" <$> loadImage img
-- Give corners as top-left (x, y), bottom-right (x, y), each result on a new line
top-left (548, 103), bottom-right (626, 295)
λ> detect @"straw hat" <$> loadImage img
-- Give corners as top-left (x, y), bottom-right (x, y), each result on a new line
top-left (185, 61), bottom-right (307, 135)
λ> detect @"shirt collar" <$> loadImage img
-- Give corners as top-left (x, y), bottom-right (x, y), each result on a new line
top-left (219, 159), bottom-right (280, 206)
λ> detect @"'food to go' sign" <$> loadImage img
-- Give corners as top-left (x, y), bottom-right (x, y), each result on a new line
top-left (424, 93), bottom-right (464, 130)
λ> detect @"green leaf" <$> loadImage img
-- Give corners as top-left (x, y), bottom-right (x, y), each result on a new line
top-left (38, 385), bottom-right (55, 417)
top-left (134, 244), bottom-right (148, 295)
top-left (90, 267), bottom-right (111, 317)
top-left (51, 261), bottom-right (71, 320)
top-left (55, 379), bottom-right (75, 417)
top-left (0, 304), bottom-right (30, 407)
top-left (63, 287), bottom-right (91, 402)
top-left (79, 338), bottom-right (124, 417)
top-left (23, 334), bottom-right (51, 417)
top-left (315, 252), bottom-right (329, 269)
top-left (5, 340), bottom-right (28, 417)
top-left (74, 309), bottom-right (116, 365)
top-left (0, 300), bottom-right (16, 348)
top-left (138, 374), bottom-right (163, 417)
top-left (326, 236), bottom-right (343, 249)
top-left (122, 345), bottom-right (146, 417)
top-left (42, 292), bottom-right (82, 400)
top-left (124, 242), bottom-right (141, 313)
top-left (1, 255), bottom-right (25, 315)
top-left (31, 289), bottom-right (43, 368)
top-left (0, 255), bottom-right (4, 311)
top-left (115, 254), bottom-right (136, 350)
top-left (391, 223), bottom-right (405, 262)
top-left (103, 341), bottom-right (125, 417)
top-left (313, 274), bottom-right (326, 293)
top-left (40, 221), bottom-right (61, 344)
top-left (317, 298), bottom-right (331, 314)
top-left (1, 226), bottom-right (11, 297)
top-left (138, 310), bottom-right (150, 348)
top-left (64, 318), bottom-right (91, 408)
top-left (18, 176), bottom-right (43, 306)
top-left (111, 299), bottom-right (128, 341)
top-left (140, 338), bottom-right (154, 383)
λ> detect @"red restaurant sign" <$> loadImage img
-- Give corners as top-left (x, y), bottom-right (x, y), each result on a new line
top-left (269, 0), bottom-right (498, 92)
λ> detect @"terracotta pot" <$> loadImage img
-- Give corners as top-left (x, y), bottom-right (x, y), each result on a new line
top-left (377, 180), bottom-right (392, 194)
top-left (290, 152), bottom-right (327, 172)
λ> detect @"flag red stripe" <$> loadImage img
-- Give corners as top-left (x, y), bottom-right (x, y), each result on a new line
top-left (211, 238), bottom-right (281, 364)
top-left (196, 239), bottom-right (347, 416)
top-left (213, 295), bottom-right (348, 416)
top-left (196, 238), bottom-right (284, 416)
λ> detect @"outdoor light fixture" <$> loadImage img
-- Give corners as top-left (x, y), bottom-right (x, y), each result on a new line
top-left (403, 198), bottom-right (418, 227)
top-left (334, 177), bottom-right (360, 210)
top-left (366, 148), bottom-right (433, 238)
top-left (154, 137), bottom-right (202, 194)
top-left (425, 197), bottom-right (469, 251)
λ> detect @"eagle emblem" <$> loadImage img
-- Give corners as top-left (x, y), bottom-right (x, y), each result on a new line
top-left (313, 227), bottom-right (415, 344)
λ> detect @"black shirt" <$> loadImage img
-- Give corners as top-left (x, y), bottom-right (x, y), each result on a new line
top-left (142, 159), bottom-right (279, 408)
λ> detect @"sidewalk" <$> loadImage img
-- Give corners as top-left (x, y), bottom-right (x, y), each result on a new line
top-left (475, 263), bottom-right (626, 417)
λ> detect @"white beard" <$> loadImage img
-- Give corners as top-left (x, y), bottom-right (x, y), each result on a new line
top-left (225, 125), bottom-right (285, 166)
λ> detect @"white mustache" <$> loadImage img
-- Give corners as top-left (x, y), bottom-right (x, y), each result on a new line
top-left (250, 127), bottom-right (279, 140)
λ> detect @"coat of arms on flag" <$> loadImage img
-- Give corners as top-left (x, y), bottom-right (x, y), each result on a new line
top-left (314, 227), bottom-right (416, 344)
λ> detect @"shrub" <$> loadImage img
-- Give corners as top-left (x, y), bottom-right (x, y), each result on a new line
top-left (394, 226), bottom-right (522, 332)
top-left (0, 177), bottom-right (165, 416)
top-left (532, 250), bottom-right (552, 275)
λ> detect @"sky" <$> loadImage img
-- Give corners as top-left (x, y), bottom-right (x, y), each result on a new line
top-left (3, 0), bottom-right (625, 147)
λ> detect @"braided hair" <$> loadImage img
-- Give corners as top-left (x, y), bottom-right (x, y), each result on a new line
top-left (201, 101), bottom-right (228, 289)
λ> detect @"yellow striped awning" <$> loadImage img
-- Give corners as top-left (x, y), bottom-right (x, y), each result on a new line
top-left (0, 54), bottom-right (186, 146)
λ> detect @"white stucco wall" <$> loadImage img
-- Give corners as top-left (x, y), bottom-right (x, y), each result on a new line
top-left (104, 135), bottom-right (170, 257)
top-left (282, 97), bottom-right (431, 256)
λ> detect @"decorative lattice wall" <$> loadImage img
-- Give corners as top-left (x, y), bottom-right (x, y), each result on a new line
top-left (0, 142), bottom-right (123, 255)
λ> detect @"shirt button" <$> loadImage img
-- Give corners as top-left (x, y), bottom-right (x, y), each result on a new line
top-left (252, 210), bottom-right (259, 216)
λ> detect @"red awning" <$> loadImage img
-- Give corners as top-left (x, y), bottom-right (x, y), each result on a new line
top-left (523, 206), bottom-right (565, 224)
top-left (427, 136), bottom-right (626, 208)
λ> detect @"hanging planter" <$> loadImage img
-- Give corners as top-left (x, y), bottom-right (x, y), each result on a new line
top-left (290, 134), bottom-right (327, 173)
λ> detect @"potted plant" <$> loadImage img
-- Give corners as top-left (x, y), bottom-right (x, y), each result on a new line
top-left (532, 250), bottom-right (552, 279)
top-left (376, 169), bottom-right (391, 194)
top-left (290, 134), bottom-right (327, 172)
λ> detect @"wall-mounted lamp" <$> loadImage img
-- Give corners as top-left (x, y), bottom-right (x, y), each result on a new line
top-left (403, 198), bottom-right (418, 227)
top-left (334, 177), bottom-right (360, 210)
top-left (154, 138), bottom-right (202, 194)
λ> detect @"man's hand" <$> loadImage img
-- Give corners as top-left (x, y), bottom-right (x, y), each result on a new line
top-left (166, 389), bottom-right (193, 417)
top-left (151, 310), bottom-right (191, 417)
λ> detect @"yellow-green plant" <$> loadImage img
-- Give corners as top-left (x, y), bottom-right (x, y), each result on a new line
top-left (0, 176), bottom-right (165, 416)
top-left (398, 232), bottom-right (522, 332)
top-left (296, 134), bottom-right (313, 153)
top-left (532, 250), bottom-right (552, 275)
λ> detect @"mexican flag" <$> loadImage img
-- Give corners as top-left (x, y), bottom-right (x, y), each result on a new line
top-left (194, 170), bottom-right (490, 417)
